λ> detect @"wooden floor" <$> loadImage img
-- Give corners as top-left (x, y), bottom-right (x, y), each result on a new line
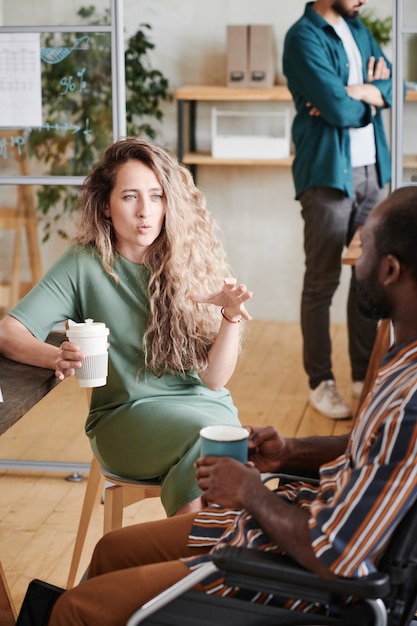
top-left (0, 320), bottom-right (358, 613)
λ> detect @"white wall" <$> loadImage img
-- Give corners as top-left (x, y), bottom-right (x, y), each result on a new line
top-left (1, 0), bottom-right (398, 321)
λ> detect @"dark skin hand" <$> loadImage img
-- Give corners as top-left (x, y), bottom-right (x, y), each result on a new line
top-left (247, 425), bottom-right (348, 472)
top-left (195, 426), bottom-right (349, 579)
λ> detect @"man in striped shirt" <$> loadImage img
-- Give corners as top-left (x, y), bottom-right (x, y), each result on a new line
top-left (49, 186), bottom-right (417, 625)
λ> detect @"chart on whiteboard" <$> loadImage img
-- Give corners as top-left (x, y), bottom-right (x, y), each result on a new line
top-left (0, 32), bottom-right (42, 127)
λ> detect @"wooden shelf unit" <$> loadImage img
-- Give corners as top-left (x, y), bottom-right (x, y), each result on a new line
top-left (181, 152), bottom-right (293, 167)
top-left (175, 84), bottom-right (292, 102)
top-left (175, 84), bottom-right (417, 174)
top-left (404, 154), bottom-right (417, 169)
top-left (175, 85), bottom-right (293, 173)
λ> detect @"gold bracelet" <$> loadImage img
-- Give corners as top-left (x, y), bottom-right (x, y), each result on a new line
top-left (221, 307), bottom-right (242, 324)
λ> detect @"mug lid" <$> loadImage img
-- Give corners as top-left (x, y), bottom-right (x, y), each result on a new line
top-left (66, 318), bottom-right (109, 337)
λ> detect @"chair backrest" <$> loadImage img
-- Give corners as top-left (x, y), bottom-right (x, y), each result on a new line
top-left (377, 496), bottom-right (417, 626)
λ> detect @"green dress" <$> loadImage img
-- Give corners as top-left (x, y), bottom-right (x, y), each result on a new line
top-left (10, 244), bottom-right (240, 515)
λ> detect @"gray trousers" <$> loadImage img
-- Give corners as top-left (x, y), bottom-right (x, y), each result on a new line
top-left (299, 165), bottom-right (383, 389)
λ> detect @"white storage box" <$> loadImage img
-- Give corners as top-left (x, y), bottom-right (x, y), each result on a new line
top-left (211, 108), bottom-right (290, 159)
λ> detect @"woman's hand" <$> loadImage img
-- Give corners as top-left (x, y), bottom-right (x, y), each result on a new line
top-left (55, 341), bottom-right (84, 381)
top-left (191, 278), bottom-right (252, 389)
top-left (191, 277), bottom-right (253, 322)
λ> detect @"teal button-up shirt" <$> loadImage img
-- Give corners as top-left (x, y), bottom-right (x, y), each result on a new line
top-left (283, 2), bottom-right (392, 199)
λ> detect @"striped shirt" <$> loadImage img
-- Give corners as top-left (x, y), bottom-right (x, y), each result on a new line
top-left (183, 337), bottom-right (417, 609)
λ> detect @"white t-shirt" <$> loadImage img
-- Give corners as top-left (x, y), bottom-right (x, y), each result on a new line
top-left (333, 18), bottom-right (376, 168)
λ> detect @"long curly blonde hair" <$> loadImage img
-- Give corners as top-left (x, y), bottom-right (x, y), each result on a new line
top-left (73, 136), bottom-right (236, 376)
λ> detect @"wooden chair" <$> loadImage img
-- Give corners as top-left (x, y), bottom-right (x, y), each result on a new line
top-left (0, 131), bottom-right (42, 310)
top-left (342, 228), bottom-right (392, 418)
top-left (66, 387), bottom-right (162, 588)
top-left (356, 319), bottom-right (391, 411)
top-left (66, 456), bottom-right (162, 588)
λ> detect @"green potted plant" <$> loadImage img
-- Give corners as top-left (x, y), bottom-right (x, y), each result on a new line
top-left (27, 5), bottom-right (172, 240)
top-left (359, 8), bottom-right (392, 47)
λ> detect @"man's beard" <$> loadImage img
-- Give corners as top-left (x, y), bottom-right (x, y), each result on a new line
top-left (356, 267), bottom-right (393, 320)
top-left (331, 1), bottom-right (362, 19)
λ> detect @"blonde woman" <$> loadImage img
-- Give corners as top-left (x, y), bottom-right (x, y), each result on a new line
top-left (0, 137), bottom-right (252, 517)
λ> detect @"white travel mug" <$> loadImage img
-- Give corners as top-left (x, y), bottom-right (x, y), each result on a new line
top-left (66, 319), bottom-right (109, 388)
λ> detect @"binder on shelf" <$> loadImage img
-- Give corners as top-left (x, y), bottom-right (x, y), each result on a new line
top-left (248, 25), bottom-right (276, 88)
top-left (227, 25), bottom-right (249, 88)
top-left (226, 24), bottom-right (277, 89)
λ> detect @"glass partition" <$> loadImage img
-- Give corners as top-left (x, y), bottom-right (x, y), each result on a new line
top-left (0, 30), bottom-right (113, 179)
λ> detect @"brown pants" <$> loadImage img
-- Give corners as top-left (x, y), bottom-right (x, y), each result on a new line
top-left (49, 513), bottom-right (210, 626)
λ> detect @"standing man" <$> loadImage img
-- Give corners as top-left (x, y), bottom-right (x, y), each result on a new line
top-left (283, 1), bottom-right (391, 419)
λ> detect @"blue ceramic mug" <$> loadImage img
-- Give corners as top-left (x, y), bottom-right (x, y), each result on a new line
top-left (200, 425), bottom-right (249, 463)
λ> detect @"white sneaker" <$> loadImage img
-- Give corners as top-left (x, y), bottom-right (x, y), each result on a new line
top-left (309, 380), bottom-right (352, 419)
top-left (352, 381), bottom-right (364, 399)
